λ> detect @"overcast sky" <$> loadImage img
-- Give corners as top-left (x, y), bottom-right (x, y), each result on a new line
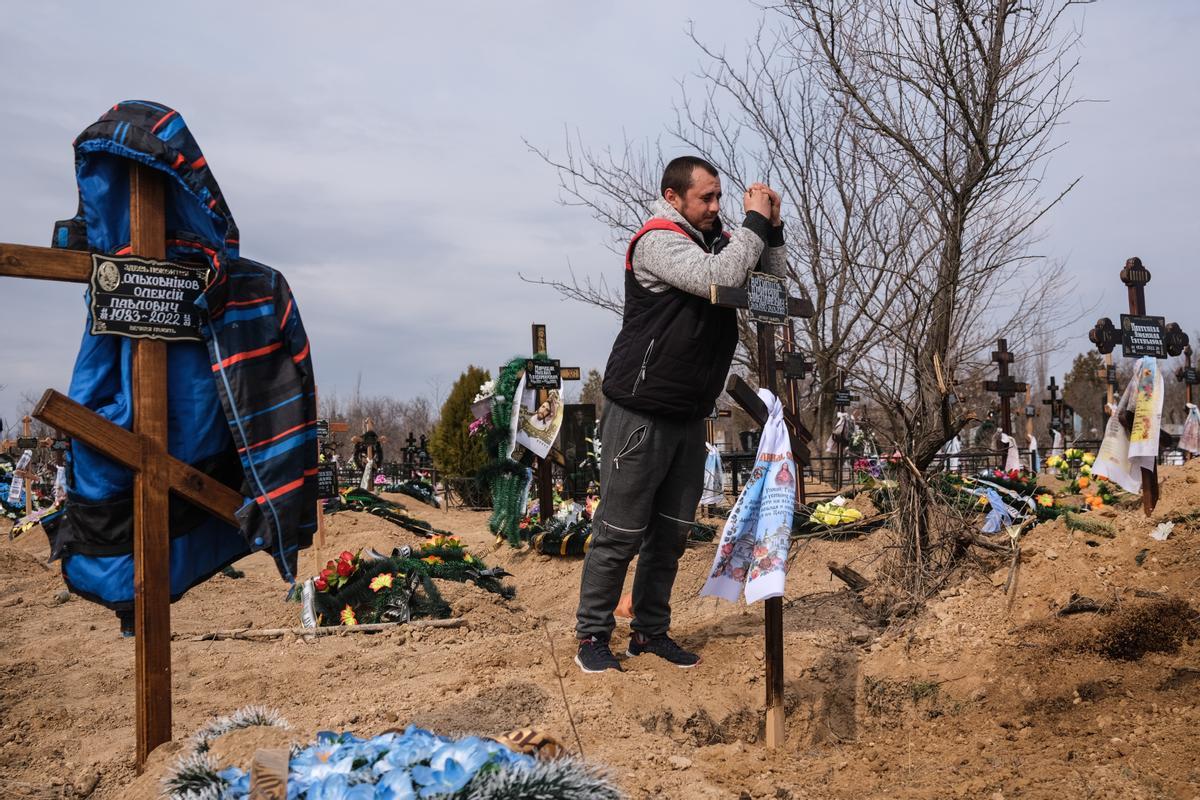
top-left (2, 1), bottom-right (1198, 427)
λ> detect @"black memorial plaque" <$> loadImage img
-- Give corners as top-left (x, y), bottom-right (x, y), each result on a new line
top-left (1120, 314), bottom-right (1168, 359)
top-left (835, 390), bottom-right (854, 407)
top-left (317, 463), bottom-right (338, 499)
top-left (746, 273), bottom-right (788, 324)
top-left (1025, 404), bottom-right (1036, 417)
top-left (524, 359), bottom-right (561, 389)
top-left (89, 254), bottom-right (210, 342)
top-left (16, 437), bottom-right (39, 450)
top-left (1186, 368), bottom-right (1199, 385)
top-left (316, 419), bottom-right (330, 440)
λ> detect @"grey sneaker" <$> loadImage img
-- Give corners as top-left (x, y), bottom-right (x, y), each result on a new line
top-left (575, 636), bottom-right (624, 673)
top-left (626, 633), bottom-right (701, 668)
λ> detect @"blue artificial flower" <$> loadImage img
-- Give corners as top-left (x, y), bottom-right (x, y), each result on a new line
top-left (373, 768), bottom-right (417, 800)
top-left (304, 774), bottom-right (376, 800)
top-left (373, 729), bottom-right (439, 775)
top-left (289, 740), bottom-right (356, 793)
top-left (217, 766), bottom-right (251, 799)
top-left (410, 739), bottom-right (494, 797)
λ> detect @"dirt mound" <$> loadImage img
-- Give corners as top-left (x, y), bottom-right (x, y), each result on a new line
top-left (4, 470), bottom-right (1200, 799)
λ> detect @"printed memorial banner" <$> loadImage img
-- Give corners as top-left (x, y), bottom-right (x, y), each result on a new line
top-left (1094, 357), bottom-right (1164, 494)
top-left (701, 443), bottom-right (725, 506)
top-left (701, 389), bottom-right (795, 604)
top-left (515, 384), bottom-right (564, 459)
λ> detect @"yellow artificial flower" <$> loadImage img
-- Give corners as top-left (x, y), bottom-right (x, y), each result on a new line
top-left (369, 573), bottom-right (394, 592)
top-left (1082, 452), bottom-right (1096, 465)
top-left (463, 553), bottom-right (474, 564)
top-left (422, 555), bottom-right (443, 565)
top-left (1036, 494), bottom-right (1054, 507)
top-left (976, 495), bottom-right (989, 507)
top-left (1080, 464), bottom-right (1092, 476)
top-left (340, 605), bottom-right (358, 626)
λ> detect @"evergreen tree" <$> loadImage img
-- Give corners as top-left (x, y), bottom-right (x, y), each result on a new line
top-left (429, 366), bottom-right (490, 477)
top-left (579, 368), bottom-right (604, 417)
top-left (1063, 352), bottom-right (1106, 438)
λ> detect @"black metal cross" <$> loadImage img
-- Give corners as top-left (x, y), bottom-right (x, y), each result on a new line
top-left (1087, 257), bottom-right (1190, 514)
top-left (983, 339), bottom-right (1027, 436)
top-left (710, 272), bottom-right (814, 751)
top-left (1042, 376), bottom-right (1062, 428)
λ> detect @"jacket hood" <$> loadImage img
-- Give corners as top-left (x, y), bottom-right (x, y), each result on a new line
top-left (650, 197), bottom-right (725, 244)
top-left (53, 100), bottom-right (239, 266)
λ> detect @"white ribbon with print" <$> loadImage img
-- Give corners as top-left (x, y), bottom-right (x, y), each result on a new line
top-left (701, 389), bottom-right (795, 604)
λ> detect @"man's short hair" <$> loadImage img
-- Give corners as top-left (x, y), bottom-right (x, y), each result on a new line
top-left (660, 156), bottom-right (719, 198)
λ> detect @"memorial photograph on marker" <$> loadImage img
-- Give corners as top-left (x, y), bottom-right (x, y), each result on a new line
top-left (88, 253), bottom-right (210, 342)
top-left (516, 385), bottom-right (564, 459)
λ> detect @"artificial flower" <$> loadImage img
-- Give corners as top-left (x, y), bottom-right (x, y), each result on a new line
top-left (1036, 494), bottom-right (1054, 507)
top-left (370, 573), bottom-right (395, 592)
top-left (336, 560), bottom-right (354, 577)
top-left (1082, 452), bottom-right (1096, 465)
top-left (340, 606), bottom-right (358, 626)
top-left (422, 556), bottom-right (443, 565)
top-left (315, 575), bottom-right (329, 592)
top-left (1077, 476), bottom-right (1090, 489)
top-left (339, 551), bottom-right (354, 562)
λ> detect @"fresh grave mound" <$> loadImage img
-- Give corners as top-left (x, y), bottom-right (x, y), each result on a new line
top-left (161, 706), bottom-right (620, 799)
top-left (326, 488), bottom-right (456, 540)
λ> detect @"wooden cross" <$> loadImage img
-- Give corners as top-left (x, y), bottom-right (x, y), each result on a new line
top-left (1087, 257), bottom-right (1190, 514)
top-left (0, 163), bottom-right (242, 770)
top-left (1042, 376), bottom-right (1063, 434)
top-left (711, 274), bottom-right (814, 750)
top-left (1176, 345), bottom-right (1199, 407)
top-left (831, 370), bottom-right (859, 490)
top-left (983, 339), bottom-right (1027, 436)
top-left (1, 415), bottom-right (39, 517)
top-left (529, 324), bottom-right (581, 523)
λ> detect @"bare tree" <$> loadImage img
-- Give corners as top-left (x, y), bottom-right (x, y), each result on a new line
top-left (787, 0), bottom-right (1089, 592)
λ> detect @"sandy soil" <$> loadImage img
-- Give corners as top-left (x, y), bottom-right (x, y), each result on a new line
top-left (3, 463), bottom-right (1200, 799)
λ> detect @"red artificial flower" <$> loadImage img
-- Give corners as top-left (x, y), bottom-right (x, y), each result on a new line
top-left (314, 576), bottom-right (328, 591)
top-left (336, 560), bottom-right (353, 577)
top-left (339, 551), bottom-right (354, 562)
top-left (326, 560), bottom-right (336, 570)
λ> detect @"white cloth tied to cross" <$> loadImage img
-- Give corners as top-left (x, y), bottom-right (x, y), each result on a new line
top-left (6, 449), bottom-right (32, 506)
top-left (1180, 403), bottom-right (1200, 455)
top-left (1093, 357), bottom-right (1164, 494)
top-left (998, 431), bottom-right (1022, 473)
top-left (700, 443), bottom-right (724, 506)
top-left (701, 389), bottom-right (795, 604)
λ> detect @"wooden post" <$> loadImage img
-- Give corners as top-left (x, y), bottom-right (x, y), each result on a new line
top-left (128, 163), bottom-right (173, 769)
top-left (710, 277), bottom-right (815, 751)
top-left (531, 324), bottom-right (554, 522)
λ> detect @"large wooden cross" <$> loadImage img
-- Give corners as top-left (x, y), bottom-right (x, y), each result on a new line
top-left (1087, 257), bottom-right (1189, 514)
top-left (529, 324), bottom-right (581, 524)
top-left (711, 273), bottom-right (814, 750)
top-left (0, 163), bottom-right (242, 770)
top-left (983, 338), bottom-right (1027, 436)
top-left (1042, 376), bottom-right (1064, 436)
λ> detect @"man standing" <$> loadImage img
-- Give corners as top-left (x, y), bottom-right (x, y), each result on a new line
top-left (575, 156), bottom-right (786, 673)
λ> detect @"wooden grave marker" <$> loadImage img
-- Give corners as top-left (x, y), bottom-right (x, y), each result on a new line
top-left (529, 324), bottom-right (581, 523)
top-left (830, 370), bottom-right (858, 490)
top-left (983, 339), bottom-right (1027, 437)
top-left (710, 272), bottom-right (814, 749)
top-left (1175, 345), bottom-right (1199, 407)
top-left (1087, 257), bottom-right (1190, 514)
top-left (0, 163), bottom-right (243, 770)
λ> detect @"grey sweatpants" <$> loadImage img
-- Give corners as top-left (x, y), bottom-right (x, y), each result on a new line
top-left (575, 402), bottom-right (706, 640)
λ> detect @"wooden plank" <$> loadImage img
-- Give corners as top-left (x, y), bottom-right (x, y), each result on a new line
top-left (709, 284), bottom-right (814, 318)
top-left (129, 162), bottom-right (173, 772)
top-left (0, 243), bottom-right (92, 283)
top-left (764, 595), bottom-right (785, 748)
top-left (34, 390), bottom-right (142, 469)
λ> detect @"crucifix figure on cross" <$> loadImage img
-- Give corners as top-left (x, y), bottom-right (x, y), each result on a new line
top-left (983, 338), bottom-right (1028, 436)
top-left (709, 271), bottom-right (814, 750)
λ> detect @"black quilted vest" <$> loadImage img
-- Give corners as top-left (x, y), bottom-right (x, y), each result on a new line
top-left (602, 219), bottom-right (738, 420)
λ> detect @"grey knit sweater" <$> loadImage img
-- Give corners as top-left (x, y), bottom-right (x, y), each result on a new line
top-left (631, 198), bottom-right (788, 296)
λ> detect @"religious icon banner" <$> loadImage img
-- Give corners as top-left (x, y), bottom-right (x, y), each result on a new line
top-left (701, 389), bottom-right (795, 604)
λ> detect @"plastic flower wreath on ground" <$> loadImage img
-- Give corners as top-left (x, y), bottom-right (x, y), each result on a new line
top-left (163, 710), bottom-right (622, 800)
